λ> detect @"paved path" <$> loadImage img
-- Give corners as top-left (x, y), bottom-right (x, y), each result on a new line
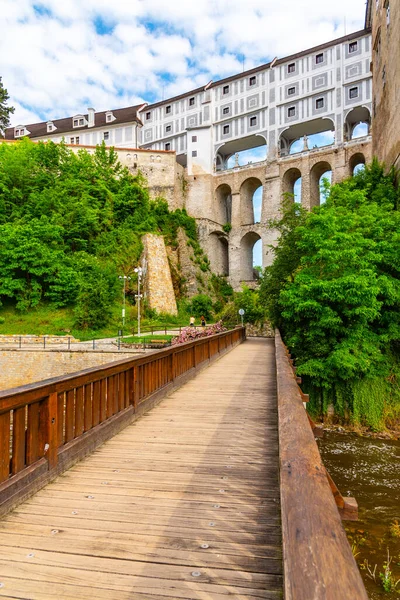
top-left (0, 338), bottom-right (282, 599)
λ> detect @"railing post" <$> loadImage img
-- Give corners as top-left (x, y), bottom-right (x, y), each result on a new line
top-left (46, 392), bottom-right (59, 470)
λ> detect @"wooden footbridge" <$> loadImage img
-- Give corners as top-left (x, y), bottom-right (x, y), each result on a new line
top-left (0, 329), bottom-right (368, 599)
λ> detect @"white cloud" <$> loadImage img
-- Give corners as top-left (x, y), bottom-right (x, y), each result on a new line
top-left (0, 0), bottom-right (367, 125)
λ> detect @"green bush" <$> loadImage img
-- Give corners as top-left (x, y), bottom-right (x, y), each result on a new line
top-left (190, 294), bottom-right (213, 321)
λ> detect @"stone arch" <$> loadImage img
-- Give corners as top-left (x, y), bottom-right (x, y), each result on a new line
top-left (208, 232), bottom-right (229, 276)
top-left (344, 106), bottom-right (371, 141)
top-left (240, 177), bottom-right (263, 225)
top-left (240, 231), bottom-right (262, 281)
top-left (215, 134), bottom-right (267, 171)
top-left (215, 184), bottom-right (232, 225)
top-left (349, 153), bottom-right (366, 175)
top-left (279, 117), bottom-right (335, 156)
top-left (310, 161), bottom-right (332, 207)
top-left (282, 167), bottom-right (302, 202)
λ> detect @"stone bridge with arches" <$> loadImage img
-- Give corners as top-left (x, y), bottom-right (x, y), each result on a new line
top-left (189, 136), bottom-right (372, 289)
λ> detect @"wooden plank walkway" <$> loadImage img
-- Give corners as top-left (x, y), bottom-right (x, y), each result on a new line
top-left (0, 338), bottom-right (282, 600)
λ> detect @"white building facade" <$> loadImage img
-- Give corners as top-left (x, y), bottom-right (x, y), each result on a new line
top-left (138, 29), bottom-right (372, 175)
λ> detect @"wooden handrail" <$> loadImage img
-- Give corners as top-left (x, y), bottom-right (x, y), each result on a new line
top-left (275, 330), bottom-right (368, 600)
top-left (0, 327), bottom-right (245, 516)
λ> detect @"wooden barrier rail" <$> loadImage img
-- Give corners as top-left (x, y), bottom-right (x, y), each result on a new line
top-left (275, 330), bottom-right (368, 600)
top-left (0, 327), bottom-right (245, 517)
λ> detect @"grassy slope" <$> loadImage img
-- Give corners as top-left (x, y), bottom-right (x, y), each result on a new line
top-left (0, 303), bottom-right (190, 341)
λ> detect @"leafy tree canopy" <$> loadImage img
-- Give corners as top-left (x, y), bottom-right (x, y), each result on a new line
top-left (0, 78), bottom-right (15, 136)
top-left (259, 161), bottom-right (400, 427)
top-left (0, 139), bottom-right (198, 327)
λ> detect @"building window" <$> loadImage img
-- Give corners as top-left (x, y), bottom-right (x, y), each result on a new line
top-left (287, 63), bottom-right (295, 73)
top-left (106, 114), bottom-right (112, 122)
top-left (166, 125), bottom-right (172, 133)
top-left (189, 97), bottom-right (195, 106)
top-left (349, 41), bottom-right (358, 53)
top-left (316, 98), bottom-right (324, 109)
top-left (249, 76), bottom-right (256, 86)
top-left (222, 107), bottom-right (230, 115)
top-left (223, 124), bottom-right (230, 135)
top-left (192, 135), bottom-right (197, 142)
top-left (250, 116), bottom-right (257, 126)
top-left (15, 128), bottom-right (23, 137)
top-left (70, 137), bottom-right (79, 144)
top-left (104, 131), bottom-right (110, 141)
top-left (192, 151), bottom-right (197, 157)
top-left (166, 105), bottom-right (171, 114)
top-left (165, 142), bottom-right (171, 150)
top-left (146, 112), bottom-right (151, 120)
top-left (315, 53), bottom-right (324, 64)
top-left (288, 87), bottom-right (296, 96)
top-left (79, 118), bottom-right (84, 126)
top-left (288, 106), bottom-right (296, 117)
top-left (349, 86), bottom-right (359, 99)
top-left (73, 119), bottom-right (78, 127)
top-left (47, 124), bottom-right (53, 132)
top-left (223, 85), bottom-right (229, 94)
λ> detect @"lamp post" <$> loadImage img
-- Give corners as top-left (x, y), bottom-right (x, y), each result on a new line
top-left (118, 275), bottom-right (131, 335)
top-left (134, 266), bottom-right (143, 336)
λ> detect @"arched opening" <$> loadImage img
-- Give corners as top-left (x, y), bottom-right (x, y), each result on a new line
top-left (215, 184), bottom-right (232, 225)
top-left (344, 107), bottom-right (371, 141)
top-left (227, 146), bottom-right (267, 169)
top-left (310, 161), bottom-right (332, 207)
top-left (289, 131), bottom-right (335, 154)
top-left (349, 153), bottom-right (366, 175)
top-left (282, 168), bottom-right (302, 203)
top-left (208, 232), bottom-right (229, 276)
top-left (215, 134), bottom-right (267, 171)
top-left (240, 177), bottom-right (263, 225)
top-left (241, 232), bottom-right (262, 281)
top-left (279, 117), bottom-right (335, 157)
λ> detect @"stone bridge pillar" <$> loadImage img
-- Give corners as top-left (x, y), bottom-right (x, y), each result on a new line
top-left (262, 161), bottom-right (281, 220)
top-left (230, 192), bottom-right (241, 228)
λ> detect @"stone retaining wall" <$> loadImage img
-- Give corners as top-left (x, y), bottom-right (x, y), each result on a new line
top-left (0, 350), bottom-right (138, 391)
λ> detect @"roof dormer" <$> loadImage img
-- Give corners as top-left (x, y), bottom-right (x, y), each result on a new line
top-left (105, 111), bottom-right (116, 123)
top-left (14, 125), bottom-right (29, 138)
top-left (72, 115), bottom-right (86, 128)
top-left (47, 121), bottom-right (56, 133)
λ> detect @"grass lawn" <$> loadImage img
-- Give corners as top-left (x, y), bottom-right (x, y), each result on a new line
top-left (0, 303), bottom-right (190, 341)
top-left (122, 334), bottom-right (173, 344)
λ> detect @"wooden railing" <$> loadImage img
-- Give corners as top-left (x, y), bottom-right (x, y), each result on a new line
top-left (275, 330), bottom-right (368, 600)
top-left (0, 327), bottom-right (245, 516)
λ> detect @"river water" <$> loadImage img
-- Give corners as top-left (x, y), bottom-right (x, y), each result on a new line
top-left (318, 431), bottom-right (400, 599)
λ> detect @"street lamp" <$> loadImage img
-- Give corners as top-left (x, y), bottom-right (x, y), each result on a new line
top-left (134, 267), bottom-right (143, 336)
top-left (118, 275), bottom-right (131, 334)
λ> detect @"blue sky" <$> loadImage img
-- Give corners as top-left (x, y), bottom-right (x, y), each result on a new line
top-left (1, 0), bottom-right (367, 126)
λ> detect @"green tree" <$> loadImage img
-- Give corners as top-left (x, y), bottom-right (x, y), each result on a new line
top-left (260, 161), bottom-right (400, 428)
top-left (190, 294), bottom-right (213, 321)
top-left (0, 77), bottom-right (14, 136)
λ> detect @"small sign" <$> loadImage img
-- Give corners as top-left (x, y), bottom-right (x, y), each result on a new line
top-left (118, 330), bottom-right (122, 337)
top-left (238, 309), bottom-right (245, 316)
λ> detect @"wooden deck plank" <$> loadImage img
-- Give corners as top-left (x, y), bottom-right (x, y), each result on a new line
top-left (0, 338), bottom-right (282, 599)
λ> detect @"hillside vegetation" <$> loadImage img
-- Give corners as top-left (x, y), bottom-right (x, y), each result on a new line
top-left (260, 161), bottom-right (400, 430)
top-left (0, 139), bottom-right (200, 329)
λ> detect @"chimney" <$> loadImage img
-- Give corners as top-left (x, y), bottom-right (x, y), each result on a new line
top-left (87, 107), bottom-right (95, 128)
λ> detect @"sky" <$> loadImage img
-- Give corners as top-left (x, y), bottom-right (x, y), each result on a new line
top-left (1, 0), bottom-right (368, 126)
